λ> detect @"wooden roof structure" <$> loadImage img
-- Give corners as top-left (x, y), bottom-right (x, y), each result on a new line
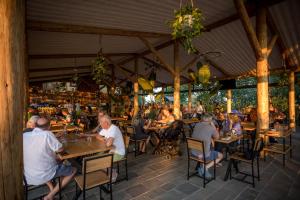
top-left (26, 0), bottom-right (300, 85)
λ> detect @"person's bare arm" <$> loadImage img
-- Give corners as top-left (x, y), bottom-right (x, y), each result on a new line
top-left (106, 137), bottom-right (114, 147)
top-left (95, 134), bottom-right (105, 141)
top-left (92, 124), bottom-right (100, 133)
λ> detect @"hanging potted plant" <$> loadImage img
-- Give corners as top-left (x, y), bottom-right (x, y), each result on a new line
top-left (169, 1), bottom-right (204, 54)
top-left (91, 54), bottom-right (107, 85)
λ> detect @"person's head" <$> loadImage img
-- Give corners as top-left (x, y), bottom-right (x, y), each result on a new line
top-left (162, 108), bottom-right (170, 116)
top-left (26, 115), bottom-right (40, 128)
top-left (62, 109), bottom-right (69, 116)
top-left (98, 110), bottom-right (105, 123)
top-left (99, 115), bottom-right (112, 130)
top-left (202, 113), bottom-right (212, 122)
top-left (36, 117), bottom-right (50, 130)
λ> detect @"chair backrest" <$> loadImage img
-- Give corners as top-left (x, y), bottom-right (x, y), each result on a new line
top-left (186, 137), bottom-right (205, 158)
top-left (126, 126), bottom-right (135, 136)
top-left (83, 154), bottom-right (113, 174)
top-left (253, 137), bottom-right (264, 153)
top-left (241, 122), bottom-right (256, 129)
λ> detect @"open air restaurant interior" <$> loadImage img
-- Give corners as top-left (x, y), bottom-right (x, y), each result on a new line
top-left (1, 0), bottom-right (300, 199)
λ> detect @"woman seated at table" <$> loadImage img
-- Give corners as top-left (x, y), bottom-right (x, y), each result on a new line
top-left (156, 108), bottom-right (175, 125)
top-left (132, 111), bottom-right (151, 153)
top-left (230, 114), bottom-right (242, 135)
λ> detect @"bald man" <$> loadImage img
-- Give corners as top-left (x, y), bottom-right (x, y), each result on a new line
top-left (23, 117), bottom-right (77, 200)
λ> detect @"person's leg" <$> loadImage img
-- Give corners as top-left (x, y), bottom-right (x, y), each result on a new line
top-left (44, 166), bottom-right (77, 200)
top-left (205, 152), bottom-right (223, 169)
top-left (46, 181), bottom-right (54, 191)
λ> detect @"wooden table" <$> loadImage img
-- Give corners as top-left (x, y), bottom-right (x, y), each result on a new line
top-left (145, 125), bottom-right (169, 154)
top-left (111, 117), bottom-right (127, 121)
top-left (51, 125), bottom-right (81, 134)
top-left (263, 129), bottom-right (293, 167)
top-left (215, 134), bottom-right (243, 161)
top-left (57, 134), bottom-right (111, 160)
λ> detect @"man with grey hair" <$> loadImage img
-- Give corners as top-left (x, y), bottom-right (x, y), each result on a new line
top-left (23, 115), bottom-right (40, 133)
top-left (23, 117), bottom-right (77, 200)
top-left (96, 114), bottom-right (125, 181)
top-left (191, 113), bottom-right (223, 178)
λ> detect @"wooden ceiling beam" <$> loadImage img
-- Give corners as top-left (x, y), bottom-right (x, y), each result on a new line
top-left (29, 72), bottom-right (91, 81)
top-left (139, 37), bottom-right (175, 76)
top-left (141, 56), bottom-right (190, 82)
top-left (234, 0), bottom-right (263, 59)
top-left (29, 65), bottom-right (91, 72)
top-left (29, 53), bottom-right (137, 59)
top-left (266, 10), bottom-right (297, 68)
top-left (27, 20), bottom-right (170, 38)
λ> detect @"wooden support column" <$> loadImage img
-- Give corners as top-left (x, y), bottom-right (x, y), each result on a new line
top-left (0, 0), bottom-right (26, 199)
top-left (288, 71), bottom-right (295, 131)
top-left (133, 59), bottom-right (139, 118)
top-left (227, 89), bottom-right (232, 113)
top-left (173, 41), bottom-right (181, 119)
top-left (256, 2), bottom-right (269, 131)
top-left (235, 0), bottom-right (270, 132)
top-left (188, 83), bottom-right (192, 112)
top-left (161, 84), bottom-right (165, 105)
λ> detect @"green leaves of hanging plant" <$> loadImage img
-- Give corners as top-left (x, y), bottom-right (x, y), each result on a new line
top-left (169, 5), bottom-right (204, 54)
top-left (92, 55), bottom-right (107, 84)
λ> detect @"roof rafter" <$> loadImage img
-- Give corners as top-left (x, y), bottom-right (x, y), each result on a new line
top-left (27, 20), bottom-right (170, 38)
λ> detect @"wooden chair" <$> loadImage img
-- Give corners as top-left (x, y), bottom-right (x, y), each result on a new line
top-left (126, 126), bottom-right (148, 157)
top-left (228, 137), bottom-right (264, 187)
top-left (114, 135), bottom-right (130, 182)
top-left (186, 137), bottom-right (216, 188)
top-left (74, 154), bottom-right (113, 200)
top-left (23, 176), bottom-right (61, 200)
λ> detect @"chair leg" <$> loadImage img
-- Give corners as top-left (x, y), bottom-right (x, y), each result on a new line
top-left (83, 188), bottom-right (86, 200)
top-left (134, 140), bottom-right (137, 157)
top-left (257, 157), bottom-right (260, 181)
top-left (125, 159), bottom-right (129, 181)
top-left (110, 183), bottom-right (113, 200)
top-left (58, 177), bottom-right (61, 200)
top-left (99, 186), bottom-right (102, 200)
top-left (229, 160), bottom-right (232, 180)
top-left (214, 159), bottom-right (216, 180)
top-left (251, 162), bottom-right (255, 188)
top-left (117, 162), bottom-right (120, 174)
top-left (203, 164), bottom-right (206, 188)
top-left (187, 159), bottom-right (190, 180)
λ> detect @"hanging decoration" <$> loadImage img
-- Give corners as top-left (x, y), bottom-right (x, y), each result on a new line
top-left (188, 61), bottom-right (211, 84)
top-left (169, 0), bottom-right (204, 54)
top-left (92, 53), bottom-right (107, 85)
top-left (92, 35), bottom-right (107, 85)
top-left (278, 56), bottom-right (289, 86)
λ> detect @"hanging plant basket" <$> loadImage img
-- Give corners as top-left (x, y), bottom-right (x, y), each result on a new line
top-left (92, 55), bottom-right (107, 84)
top-left (169, 3), bottom-right (204, 54)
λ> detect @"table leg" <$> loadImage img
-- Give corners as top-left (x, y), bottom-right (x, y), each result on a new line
top-left (290, 134), bottom-right (292, 158)
top-left (283, 138), bottom-right (286, 167)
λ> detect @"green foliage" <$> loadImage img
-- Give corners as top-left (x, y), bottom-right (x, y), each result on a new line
top-left (169, 5), bottom-right (204, 54)
top-left (92, 56), bottom-right (107, 85)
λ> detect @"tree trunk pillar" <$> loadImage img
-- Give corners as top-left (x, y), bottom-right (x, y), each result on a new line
top-left (256, 3), bottom-right (269, 132)
top-left (133, 58), bottom-right (139, 117)
top-left (289, 71), bottom-right (295, 131)
top-left (188, 83), bottom-right (192, 113)
top-left (0, 0), bottom-right (26, 199)
top-left (161, 84), bottom-right (165, 105)
top-left (173, 41), bottom-right (181, 119)
top-left (227, 89), bottom-right (232, 113)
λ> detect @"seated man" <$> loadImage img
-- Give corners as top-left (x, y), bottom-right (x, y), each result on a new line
top-left (23, 117), bottom-right (77, 200)
top-left (23, 115), bottom-right (40, 133)
top-left (96, 115), bottom-right (125, 181)
top-left (191, 114), bottom-right (223, 178)
top-left (92, 110), bottom-right (105, 133)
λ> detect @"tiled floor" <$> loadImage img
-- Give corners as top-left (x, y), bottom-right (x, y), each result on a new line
top-left (28, 128), bottom-right (300, 200)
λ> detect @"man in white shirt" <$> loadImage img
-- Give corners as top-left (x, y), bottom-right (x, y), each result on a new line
top-left (96, 115), bottom-right (125, 181)
top-left (23, 118), bottom-right (77, 200)
top-left (96, 115), bottom-right (125, 161)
